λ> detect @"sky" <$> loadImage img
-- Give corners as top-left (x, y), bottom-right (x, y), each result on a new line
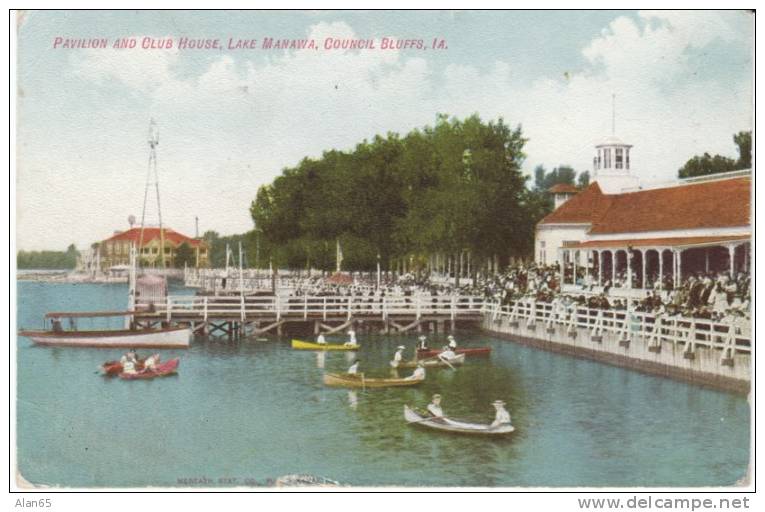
top-left (15, 10), bottom-right (753, 251)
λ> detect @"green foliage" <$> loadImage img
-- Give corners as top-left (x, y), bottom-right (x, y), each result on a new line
top-left (249, 114), bottom-right (542, 270)
top-left (18, 245), bottom-right (78, 269)
top-left (528, 164), bottom-right (589, 221)
top-left (533, 164), bottom-right (577, 191)
top-left (173, 242), bottom-right (195, 268)
top-left (577, 171), bottom-right (590, 188)
top-left (678, 131), bottom-right (751, 178)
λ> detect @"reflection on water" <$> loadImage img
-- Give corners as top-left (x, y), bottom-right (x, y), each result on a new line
top-left (16, 282), bottom-right (750, 488)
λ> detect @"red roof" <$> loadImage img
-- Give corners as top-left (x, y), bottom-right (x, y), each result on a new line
top-left (103, 227), bottom-right (204, 248)
top-left (548, 184), bottom-right (579, 194)
top-left (539, 182), bottom-right (614, 225)
top-left (567, 235), bottom-right (750, 249)
top-left (539, 177), bottom-right (751, 233)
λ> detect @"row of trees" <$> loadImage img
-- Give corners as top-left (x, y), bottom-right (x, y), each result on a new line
top-left (678, 131), bottom-right (751, 178)
top-left (17, 244), bottom-right (79, 269)
top-left (243, 114), bottom-right (584, 271)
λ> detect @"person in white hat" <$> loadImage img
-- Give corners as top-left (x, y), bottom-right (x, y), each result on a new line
top-left (390, 345), bottom-right (406, 368)
top-left (491, 400), bottom-right (511, 428)
top-left (344, 329), bottom-right (358, 347)
top-left (447, 335), bottom-right (458, 349)
top-left (427, 394), bottom-right (444, 418)
top-left (417, 335), bottom-right (428, 350)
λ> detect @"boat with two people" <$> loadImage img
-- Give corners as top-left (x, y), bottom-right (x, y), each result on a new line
top-left (404, 396), bottom-right (515, 436)
top-left (324, 360), bottom-right (426, 388)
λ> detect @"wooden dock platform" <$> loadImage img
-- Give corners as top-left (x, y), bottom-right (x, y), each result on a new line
top-left (134, 295), bottom-right (487, 338)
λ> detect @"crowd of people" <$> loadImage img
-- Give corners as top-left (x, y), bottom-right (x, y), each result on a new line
top-left (473, 263), bottom-right (751, 322)
top-left (218, 260), bottom-right (751, 323)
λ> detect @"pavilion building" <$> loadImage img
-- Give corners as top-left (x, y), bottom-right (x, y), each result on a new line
top-left (99, 226), bottom-right (209, 269)
top-left (535, 134), bottom-right (751, 295)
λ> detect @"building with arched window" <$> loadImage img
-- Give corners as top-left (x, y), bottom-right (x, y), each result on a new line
top-left (535, 134), bottom-right (751, 294)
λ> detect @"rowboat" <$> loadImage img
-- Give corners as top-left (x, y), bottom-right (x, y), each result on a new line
top-left (416, 347), bottom-right (491, 359)
top-left (404, 405), bottom-right (515, 435)
top-left (101, 357), bottom-right (147, 376)
top-left (119, 358), bottom-right (180, 380)
top-left (291, 339), bottom-right (359, 351)
top-left (323, 372), bottom-right (424, 388)
top-left (396, 353), bottom-right (465, 369)
top-left (19, 311), bottom-right (191, 349)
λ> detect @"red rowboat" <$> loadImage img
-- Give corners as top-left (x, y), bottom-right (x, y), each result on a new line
top-left (119, 358), bottom-right (180, 380)
top-left (416, 347), bottom-right (492, 359)
top-left (101, 358), bottom-right (147, 376)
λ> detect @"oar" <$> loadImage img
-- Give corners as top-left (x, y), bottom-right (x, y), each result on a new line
top-left (408, 410), bottom-right (448, 424)
top-left (438, 356), bottom-right (457, 371)
top-left (360, 372), bottom-right (366, 391)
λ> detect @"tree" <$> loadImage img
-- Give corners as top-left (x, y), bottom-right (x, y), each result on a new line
top-left (678, 131), bottom-right (751, 178)
top-left (577, 171), bottom-right (590, 188)
top-left (734, 131), bottom-right (751, 169)
top-left (174, 242), bottom-right (195, 268)
top-left (533, 165), bottom-right (577, 191)
top-left (249, 114), bottom-right (535, 269)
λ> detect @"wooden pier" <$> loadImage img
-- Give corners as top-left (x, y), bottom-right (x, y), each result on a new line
top-left (134, 295), bottom-right (487, 339)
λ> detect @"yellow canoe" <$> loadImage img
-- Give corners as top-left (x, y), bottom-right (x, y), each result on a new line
top-left (291, 339), bottom-right (359, 351)
top-left (323, 372), bottom-right (424, 388)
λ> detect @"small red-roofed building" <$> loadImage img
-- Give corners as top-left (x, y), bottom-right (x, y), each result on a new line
top-left (99, 225), bottom-right (208, 268)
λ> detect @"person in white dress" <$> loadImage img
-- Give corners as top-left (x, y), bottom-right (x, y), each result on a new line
top-left (344, 329), bottom-right (358, 346)
top-left (122, 358), bottom-right (138, 375)
top-left (447, 335), bottom-right (457, 349)
top-left (405, 364), bottom-right (426, 381)
top-left (427, 394), bottom-right (443, 417)
top-left (316, 333), bottom-right (327, 345)
top-left (490, 400), bottom-right (511, 428)
top-left (439, 346), bottom-right (458, 363)
top-left (143, 353), bottom-right (160, 372)
top-left (347, 360), bottom-right (360, 375)
top-left (390, 345), bottom-right (406, 368)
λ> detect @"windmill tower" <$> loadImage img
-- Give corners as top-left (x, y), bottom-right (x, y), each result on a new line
top-left (138, 119), bottom-right (166, 268)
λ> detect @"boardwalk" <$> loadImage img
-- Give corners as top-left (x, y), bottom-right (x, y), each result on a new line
top-left (134, 294), bottom-right (487, 338)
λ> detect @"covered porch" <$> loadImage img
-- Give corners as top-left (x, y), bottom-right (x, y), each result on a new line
top-left (558, 235), bottom-right (750, 296)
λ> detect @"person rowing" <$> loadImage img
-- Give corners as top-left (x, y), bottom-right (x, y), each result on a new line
top-left (447, 335), bottom-right (457, 349)
top-left (491, 400), bottom-right (512, 429)
top-left (121, 357), bottom-right (138, 375)
top-left (347, 359), bottom-right (360, 375)
top-left (143, 353), bottom-right (160, 372)
top-left (390, 345), bottom-right (406, 368)
top-left (438, 345), bottom-right (458, 363)
top-left (344, 329), bottom-right (358, 347)
top-left (417, 335), bottom-right (428, 350)
top-left (120, 348), bottom-right (138, 369)
top-left (427, 394), bottom-right (444, 418)
top-left (316, 333), bottom-right (327, 345)
top-left (405, 363), bottom-right (426, 381)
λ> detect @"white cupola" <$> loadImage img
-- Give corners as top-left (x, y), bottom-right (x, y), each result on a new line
top-left (592, 135), bottom-right (639, 194)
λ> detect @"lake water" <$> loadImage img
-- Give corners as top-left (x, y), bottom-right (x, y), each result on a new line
top-left (16, 281), bottom-right (750, 487)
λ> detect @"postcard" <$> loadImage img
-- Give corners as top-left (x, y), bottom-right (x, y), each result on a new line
top-left (13, 9), bottom-right (753, 491)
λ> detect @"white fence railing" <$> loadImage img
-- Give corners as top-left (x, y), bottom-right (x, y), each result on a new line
top-left (483, 300), bottom-right (751, 355)
top-left (141, 294), bottom-right (487, 322)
